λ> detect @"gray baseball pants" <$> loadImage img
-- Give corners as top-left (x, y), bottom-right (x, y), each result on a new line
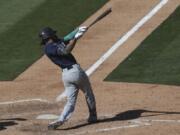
top-left (58, 64), bottom-right (96, 122)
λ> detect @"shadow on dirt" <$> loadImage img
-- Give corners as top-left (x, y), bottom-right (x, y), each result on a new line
top-left (62, 109), bottom-right (180, 130)
top-left (0, 118), bottom-right (27, 131)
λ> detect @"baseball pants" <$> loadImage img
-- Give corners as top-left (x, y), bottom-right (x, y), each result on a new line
top-left (58, 64), bottom-right (96, 122)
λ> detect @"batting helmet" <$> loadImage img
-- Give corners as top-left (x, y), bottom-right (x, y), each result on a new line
top-left (39, 27), bottom-right (57, 44)
top-left (39, 27), bottom-right (56, 39)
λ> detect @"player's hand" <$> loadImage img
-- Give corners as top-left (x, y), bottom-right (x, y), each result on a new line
top-left (78, 26), bottom-right (87, 32)
top-left (75, 31), bottom-right (84, 39)
top-left (74, 26), bottom-right (87, 39)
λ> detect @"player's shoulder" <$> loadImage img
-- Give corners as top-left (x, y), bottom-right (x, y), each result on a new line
top-left (44, 39), bottom-right (64, 50)
top-left (45, 43), bottom-right (55, 50)
top-left (44, 43), bottom-right (56, 54)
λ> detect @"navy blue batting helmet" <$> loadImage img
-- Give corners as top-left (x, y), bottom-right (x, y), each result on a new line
top-left (39, 27), bottom-right (57, 39)
top-left (39, 27), bottom-right (57, 45)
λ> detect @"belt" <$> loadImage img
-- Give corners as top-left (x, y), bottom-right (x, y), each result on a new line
top-left (62, 64), bottom-right (79, 72)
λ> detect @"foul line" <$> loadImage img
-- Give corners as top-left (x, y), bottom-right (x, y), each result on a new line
top-left (86, 0), bottom-right (169, 76)
top-left (0, 98), bottom-right (50, 105)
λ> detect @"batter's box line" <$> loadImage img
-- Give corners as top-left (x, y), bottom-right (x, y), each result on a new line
top-left (67, 118), bottom-right (180, 135)
top-left (67, 124), bottom-right (141, 135)
top-left (0, 98), bottom-right (51, 105)
top-left (131, 118), bottom-right (180, 124)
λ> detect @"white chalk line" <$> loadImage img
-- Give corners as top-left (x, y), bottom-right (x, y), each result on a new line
top-left (68, 118), bottom-right (180, 135)
top-left (139, 119), bottom-right (180, 123)
top-left (36, 114), bottom-right (59, 120)
top-left (0, 98), bottom-right (50, 105)
top-left (86, 0), bottom-right (169, 76)
top-left (68, 124), bottom-right (140, 135)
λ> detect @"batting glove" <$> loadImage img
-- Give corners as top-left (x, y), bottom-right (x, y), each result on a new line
top-left (78, 26), bottom-right (87, 32)
top-left (74, 31), bottom-right (84, 39)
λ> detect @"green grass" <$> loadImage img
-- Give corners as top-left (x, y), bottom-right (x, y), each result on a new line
top-left (0, 0), bottom-right (108, 80)
top-left (0, 0), bottom-right (45, 33)
top-left (105, 6), bottom-right (180, 86)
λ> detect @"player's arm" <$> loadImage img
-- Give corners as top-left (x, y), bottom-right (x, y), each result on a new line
top-left (57, 26), bottom-right (87, 55)
top-left (63, 29), bottom-right (79, 42)
top-left (63, 30), bottom-right (85, 54)
top-left (56, 38), bottom-right (78, 55)
top-left (63, 26), bottom-right (87, 42)
top-left (63, 38), bottom-right (77, 54)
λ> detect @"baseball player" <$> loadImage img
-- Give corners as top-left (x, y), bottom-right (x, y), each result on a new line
top-left (39, 26), bottom-right (97, 130)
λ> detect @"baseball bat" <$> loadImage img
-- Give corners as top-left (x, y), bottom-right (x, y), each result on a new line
top-left (87, 8), bottom-right (112, 29)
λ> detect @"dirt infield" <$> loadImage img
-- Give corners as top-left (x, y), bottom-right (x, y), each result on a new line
top-left (0, 0), bottom-right (180, 135)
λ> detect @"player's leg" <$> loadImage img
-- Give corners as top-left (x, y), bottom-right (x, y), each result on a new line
top-left (48, 71), bottom-right (79, 130)
top-left (79, 71), bottom-right (97, 123)
top-left (59, 85), bottom-right (79, 122)
top-left (48, 84), bottom-right (79, 130)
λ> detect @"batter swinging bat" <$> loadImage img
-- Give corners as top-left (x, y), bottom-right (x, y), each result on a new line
top-left (87, 8), bottom-right (112, 29)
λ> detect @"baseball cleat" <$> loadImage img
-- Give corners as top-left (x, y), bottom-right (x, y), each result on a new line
top-left (48, 120), bottom-right (63, 130)
top-left (88, 115), bottom-right (97, 123)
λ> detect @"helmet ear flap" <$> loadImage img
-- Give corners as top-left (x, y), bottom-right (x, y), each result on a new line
top-left (40, 38), bottom-right (50, 45)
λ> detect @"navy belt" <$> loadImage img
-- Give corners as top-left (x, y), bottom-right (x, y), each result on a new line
top-left (62, 64), bottom-right (78, 71)
top-left (64, 65), bottom-right (73, 70)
